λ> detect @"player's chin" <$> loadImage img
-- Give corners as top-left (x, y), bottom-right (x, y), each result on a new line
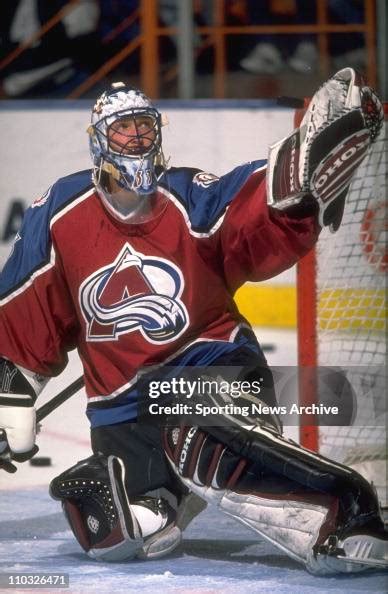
top-left (111, 143), bottom-right (151, 157)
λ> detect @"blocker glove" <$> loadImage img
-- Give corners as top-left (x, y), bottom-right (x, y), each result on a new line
top-left (0, 395), bottom-right (38, 473)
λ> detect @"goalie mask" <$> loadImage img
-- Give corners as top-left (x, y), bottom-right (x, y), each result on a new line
top-left (88, 83), bottom-right (167, 222)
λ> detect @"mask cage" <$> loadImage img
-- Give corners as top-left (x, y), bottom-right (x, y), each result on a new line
top-left (93, 107), bottom-right (162, 161)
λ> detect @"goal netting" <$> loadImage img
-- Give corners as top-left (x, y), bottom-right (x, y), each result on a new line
top-left (297, 104), bottom-right (387, 506)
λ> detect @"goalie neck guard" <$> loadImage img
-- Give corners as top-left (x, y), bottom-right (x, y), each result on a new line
top-left (88, 82), bottom-right (167, 222)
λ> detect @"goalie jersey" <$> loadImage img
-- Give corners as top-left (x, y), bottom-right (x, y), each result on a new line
top-left (0, 162), bottom-right (319, 427)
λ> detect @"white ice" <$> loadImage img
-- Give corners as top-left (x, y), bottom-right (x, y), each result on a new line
top-left (1, 330), bottom-right (386, 593)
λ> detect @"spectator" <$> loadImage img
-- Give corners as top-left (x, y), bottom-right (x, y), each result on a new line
top-left (0, 0), bottom-right (101, 98)
top-left (239, 0), bottom-right (291, 74)
top-left (328, 0), bottom-right (366, 71)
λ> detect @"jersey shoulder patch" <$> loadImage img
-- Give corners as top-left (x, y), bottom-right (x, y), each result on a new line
top-left (160, 162), bottom-right (266, 233)
top-left (40, 170), bottom-right (94, 215)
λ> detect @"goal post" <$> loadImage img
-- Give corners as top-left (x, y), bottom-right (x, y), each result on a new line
top-left (296, 102), bottom-right (387, 505)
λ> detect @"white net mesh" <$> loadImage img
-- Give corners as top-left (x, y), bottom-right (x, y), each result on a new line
top-left (314, 113), bottom-right (387, 505)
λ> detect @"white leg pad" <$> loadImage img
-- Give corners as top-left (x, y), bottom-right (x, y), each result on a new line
top-left (221, 491), bottom-right (329, 564)
top-left (176, 475), bottom-right (330, 565)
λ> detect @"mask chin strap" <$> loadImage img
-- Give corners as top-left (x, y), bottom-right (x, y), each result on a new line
top-left (156, 150), bottom-right (170, 179)
top-left (100, 160), bottom-right (122, 183)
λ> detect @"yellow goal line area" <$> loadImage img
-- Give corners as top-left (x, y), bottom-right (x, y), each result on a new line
top-left (234, 285), bottom-right (386, 331)
top-left (234, 285), bottom-right (296, 328)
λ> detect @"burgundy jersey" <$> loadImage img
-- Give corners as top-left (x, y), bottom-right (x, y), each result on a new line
top-left (0, 162), bottom-right (319, 426)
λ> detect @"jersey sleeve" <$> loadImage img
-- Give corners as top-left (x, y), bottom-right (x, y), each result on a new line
top-left (218, 166), bottom-right (320, 292)
top-left (167, 162), bottom-right (266, 235)
top-left (170, 162), bottom-right (320, 292)
top-left (0, 183), bottom-right (79, 376)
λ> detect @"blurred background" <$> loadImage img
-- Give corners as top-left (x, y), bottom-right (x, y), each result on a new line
top-left (0, 1), bottom-right (386, 503)
top-left (0, 0), bottom-right (386, 101)
top-left (0, 0), bottom-right (386, 347)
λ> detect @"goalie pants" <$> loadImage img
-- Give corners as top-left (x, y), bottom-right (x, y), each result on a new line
top-left (91, 421), bottom-right (186, 498)
top-left (90, 349), bottom-right (276, 499)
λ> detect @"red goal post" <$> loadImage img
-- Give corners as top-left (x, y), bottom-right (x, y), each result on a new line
top-left (296, 101), bottom-right (387, 504)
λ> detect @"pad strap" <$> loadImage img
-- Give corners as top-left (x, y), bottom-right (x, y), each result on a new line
top-left (205, 423), bottom-right (381, 533)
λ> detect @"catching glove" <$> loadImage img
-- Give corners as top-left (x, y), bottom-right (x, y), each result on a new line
top-left (267, 68), bottom-right (384, 232)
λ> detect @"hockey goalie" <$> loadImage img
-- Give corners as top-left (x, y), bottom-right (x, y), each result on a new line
top-left (0, 68), bottom-right (386, 574)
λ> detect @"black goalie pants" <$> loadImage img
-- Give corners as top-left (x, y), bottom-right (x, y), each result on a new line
top-left (91, 421), bottom-right (186, 498)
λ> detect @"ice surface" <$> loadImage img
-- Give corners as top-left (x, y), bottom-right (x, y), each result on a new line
top-left (1, 332), bottom-right (387, 593)
top-left (1, 488), bottom-right (387, 594)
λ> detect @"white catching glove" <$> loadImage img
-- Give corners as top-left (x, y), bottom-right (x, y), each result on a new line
top-left (267, 68), bottom-right (384, 232)
top-left (0, 395), bottom-right (38, 473)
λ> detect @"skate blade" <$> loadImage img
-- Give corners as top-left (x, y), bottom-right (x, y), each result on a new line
top-left (339, 533), bottom-right (388, 569)
top-left (308, 533), bottom-right (388, 574)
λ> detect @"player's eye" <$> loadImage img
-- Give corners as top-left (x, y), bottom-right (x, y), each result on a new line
top-left (118, 119), bottom-right (134, 130)
top-left (137, 117), bottom-right (154, 129)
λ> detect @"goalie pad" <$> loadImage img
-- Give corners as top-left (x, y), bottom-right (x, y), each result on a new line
top-left (163, 424), bottom-right (387, 574)
top-left (267, 67), bottom-right (384, 232)
top-left (50, 453), bottom-right (181, 561)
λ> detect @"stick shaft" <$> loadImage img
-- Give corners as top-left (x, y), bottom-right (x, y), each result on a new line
top-left (36, 376), bottom-right (84, 422)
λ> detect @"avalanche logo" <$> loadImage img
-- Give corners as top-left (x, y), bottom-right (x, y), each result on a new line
top-left (31, 185), bottom-right (53, 208)
top-left (193, 171), bottom-right (220, 188)
top-left (79, 243), bottom-right (189, 343)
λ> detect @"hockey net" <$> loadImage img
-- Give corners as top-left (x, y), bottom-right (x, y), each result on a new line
top-left (297, 103), bottom-right (387, 506)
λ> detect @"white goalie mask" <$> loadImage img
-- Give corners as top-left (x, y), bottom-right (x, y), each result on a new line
top-left (88, 83), bottom-right (167, 221)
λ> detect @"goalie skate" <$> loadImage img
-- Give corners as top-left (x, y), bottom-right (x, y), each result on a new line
top-left (267, 67), bottom-right (383, 231)
top-left (307, 532), bottom-right (388, 575)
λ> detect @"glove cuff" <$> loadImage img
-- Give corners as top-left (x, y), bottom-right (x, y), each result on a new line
top-left (0, 394), bottom-right (34, 407)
